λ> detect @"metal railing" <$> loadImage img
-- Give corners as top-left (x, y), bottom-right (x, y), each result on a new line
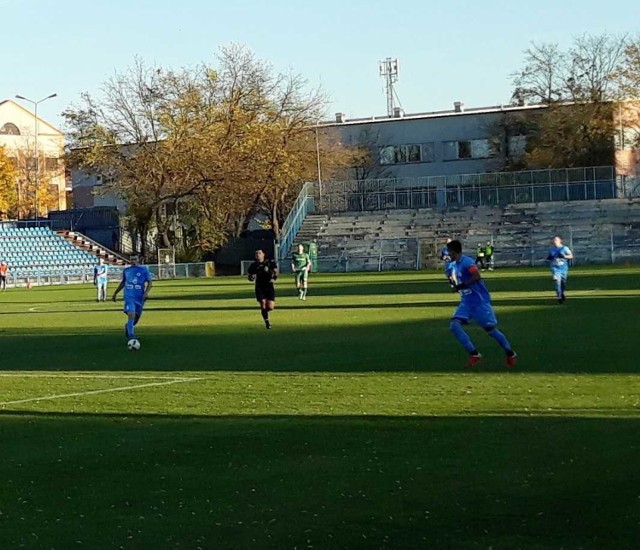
top-left (6, 262), bottom-right (214, 287)
top-left (0, 220), bottom-right (53, 229)
top-left (277, 238), bottom-right (421, 273)
top-left (278, 182), bottom-right (315, 261)
top-left (315, 166), bottom-right (619, 213)
top-left (624, 178), bottom-right (640, 198)
top-left (419, 224), bottom-right (640, 268)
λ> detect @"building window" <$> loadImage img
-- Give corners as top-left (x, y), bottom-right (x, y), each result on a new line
top-left (379, 143), bottom-right (435, 165)
top-left (458, 141), bottom-right (472, 159)
top-left (407, 144), bottom-right (421, 163)
top-left (394, 146), bottom-right (407, 164)
top-left (508, 135), bottom-right (527, 158)
top-left (45, 157), bottom-right (60, 171)
top-left (615, 128), bottom-right (638, 151)
top-left (443, 139), bottom-right (497, 161)
top-left (0, 122), bottom-right (20, 135)
top-left (379, 146), bottom-right (396, 165)
top-left (421, 143), bottom-right (435, 163)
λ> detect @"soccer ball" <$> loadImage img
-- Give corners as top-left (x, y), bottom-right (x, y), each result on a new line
top-left (127, 339), bottom-right (141, 351)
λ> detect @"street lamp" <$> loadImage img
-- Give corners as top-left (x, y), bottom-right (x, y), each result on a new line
top-left (315, 123), bottom-right (323, 208)
top-left (15, 93), bottom-right (57, 221)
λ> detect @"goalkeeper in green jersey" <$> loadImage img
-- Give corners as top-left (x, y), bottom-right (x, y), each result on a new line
top-left (291, 243), bottom-right (312, 300)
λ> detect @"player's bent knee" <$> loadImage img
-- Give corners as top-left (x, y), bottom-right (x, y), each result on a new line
top-left (450, 319), bottom-right (463, 331)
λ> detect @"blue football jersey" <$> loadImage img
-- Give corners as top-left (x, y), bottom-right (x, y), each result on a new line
top-left (455, 255), bottom-right (491, 306)
top-left (94, 263), bottom-right (108, 283)
top-left (548, 245), bottom-right (572, 271)
top-left (439, 246), bottom-right (451, 261)
top-left (122, 266), bottom-right (152, 302)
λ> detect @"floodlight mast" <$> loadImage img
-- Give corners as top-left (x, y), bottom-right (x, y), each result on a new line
top-left (378, 58), bottom-right (399, 117)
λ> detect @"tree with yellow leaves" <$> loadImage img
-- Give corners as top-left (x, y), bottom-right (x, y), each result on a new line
top-left (0, 145), bottom-right (18, 219)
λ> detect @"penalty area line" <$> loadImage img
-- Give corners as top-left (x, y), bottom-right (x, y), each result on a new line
top-left (0, 377), bottom-right (204, 407)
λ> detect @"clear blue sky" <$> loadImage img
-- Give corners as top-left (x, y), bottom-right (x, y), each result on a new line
top-left (3, 0), bottom-right (638, 131)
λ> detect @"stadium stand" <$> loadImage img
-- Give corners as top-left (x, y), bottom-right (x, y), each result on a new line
top-left (0, 225), bottom-right (123, 285)
top-left (295, 199), bottom-right (640, 270)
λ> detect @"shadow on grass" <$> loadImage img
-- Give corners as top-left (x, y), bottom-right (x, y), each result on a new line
top-left (0, 292), bottom-right (637, 373)
top-left (0, 414), bottom-right (638, 550)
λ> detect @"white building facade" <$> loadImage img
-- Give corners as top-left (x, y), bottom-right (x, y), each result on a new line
top-left (0, 99), bottom-right (67, 215)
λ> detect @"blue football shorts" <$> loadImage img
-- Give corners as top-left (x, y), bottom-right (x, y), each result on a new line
top-left (124, 299), bottom-right (144, 316)
top-left (551, 268), bottom-right (568, 282)
top-left (452, 301), bottom-right (498, 328)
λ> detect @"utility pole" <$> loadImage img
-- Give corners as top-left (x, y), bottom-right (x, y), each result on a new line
top-left (15, 93), bottom-right (58, 221)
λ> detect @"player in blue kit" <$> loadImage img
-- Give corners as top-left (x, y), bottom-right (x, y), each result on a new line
top-left (447, 240), bottom-right (517, 368)
top-left (439, 238), bottom-right (457, 289)
top-left (546, 236), bottom-right (573, 304)
top-left (112, 255), bottom-right (153, 341)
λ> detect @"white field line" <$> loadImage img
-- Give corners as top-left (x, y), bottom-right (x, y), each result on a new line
top-left (0, 373), bottom-right (195, 380)
top-left (0, 377), bottom-right (203, 406)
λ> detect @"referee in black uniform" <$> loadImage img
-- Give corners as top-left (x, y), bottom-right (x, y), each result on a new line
top-left (247, 249), bottom-right (278, 329)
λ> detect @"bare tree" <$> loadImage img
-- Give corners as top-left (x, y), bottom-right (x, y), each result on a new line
top-left (512, 43), bottom-right (566, 104)
top-left (565, 34), bottom-right (626, 102)
top-left (507, 34), bottom-right (628, 168)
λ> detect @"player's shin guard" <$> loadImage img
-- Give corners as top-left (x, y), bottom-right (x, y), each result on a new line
top-left (261, 309), bottom-right (269, 321)
top-left (126, 318), bottom-right (136, 339)
top-left (450, 321), bottom-right (476, 353)
top-left (487, 327), bottom-right (512, 353)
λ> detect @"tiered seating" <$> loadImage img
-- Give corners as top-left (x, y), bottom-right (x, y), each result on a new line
top-left (297, 199), bottom-right (640, 269)
top-left (0, 226), bottom-right (99, 278)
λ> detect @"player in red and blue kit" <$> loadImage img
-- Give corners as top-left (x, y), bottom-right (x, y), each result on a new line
top-left (546, 236), bottom-right (573, 304)
top-left (447, 240), bottom-right (517, 368)
top-left (112, 255), bottom-right (153, 341)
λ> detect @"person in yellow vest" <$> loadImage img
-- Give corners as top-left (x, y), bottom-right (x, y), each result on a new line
top-left (484, 241), bottom-right (495, 271)
top-left (475, 244), bottom-right (486, 271)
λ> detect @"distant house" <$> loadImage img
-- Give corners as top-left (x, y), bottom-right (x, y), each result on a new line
top-left (0, 99), bottom-right (67, 213)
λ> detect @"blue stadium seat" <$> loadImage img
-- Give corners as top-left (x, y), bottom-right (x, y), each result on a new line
top-left (0, 227), bottom-right (99, 275)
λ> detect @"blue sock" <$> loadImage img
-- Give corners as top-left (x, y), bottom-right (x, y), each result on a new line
top-left (450, 321), bottom-right (476, 353)
top-left (126, 318), bottom-right (136, 339)
top-left (488, 328), bottom-right (512, 353)
top-left (555, 279), bottom-right (563, 298)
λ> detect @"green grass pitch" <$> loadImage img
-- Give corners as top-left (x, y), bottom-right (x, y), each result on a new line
top-left (1, 267), bottom-right (639, 549)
